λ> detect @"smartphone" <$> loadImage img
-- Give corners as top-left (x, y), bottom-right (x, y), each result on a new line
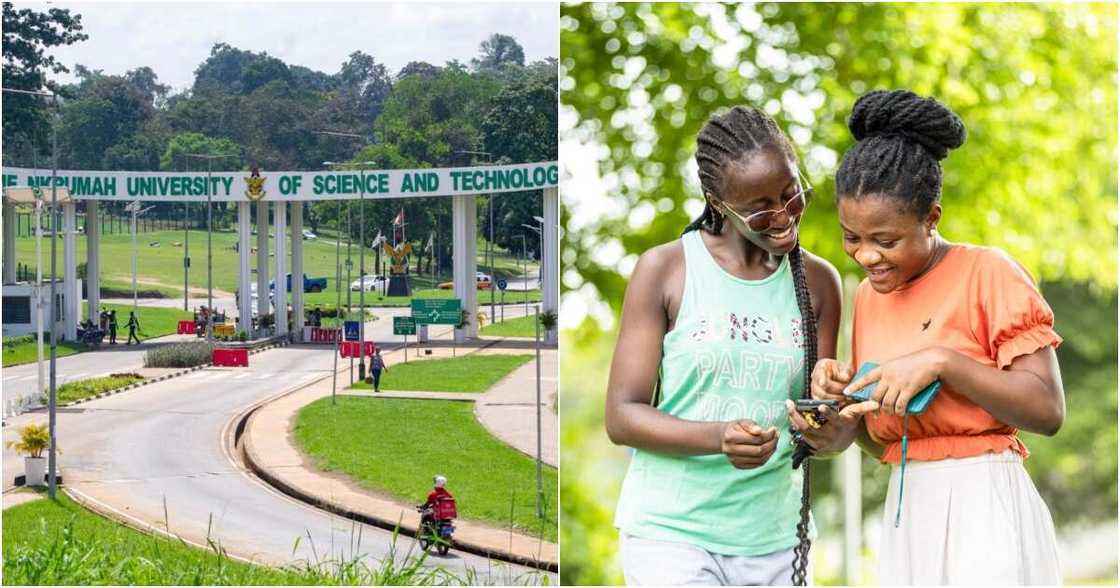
top-left (794, 399), bottom-right (839, 411)
top-left (794, 399), bottom-right (839, 429)
top-left (848, 362), bottom-right (941, 415)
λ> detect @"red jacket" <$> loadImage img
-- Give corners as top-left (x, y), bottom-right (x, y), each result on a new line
top-left (426, 487), bottom-right (452, 506)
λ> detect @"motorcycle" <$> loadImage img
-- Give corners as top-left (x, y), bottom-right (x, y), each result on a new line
top-left (415, 501), bottom-right (456, 555)
top-left (77, 319), bottom-right (106, 348)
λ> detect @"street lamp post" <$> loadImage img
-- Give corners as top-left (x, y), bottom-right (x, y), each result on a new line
top-left (183, 153), bottom-right (236, 343)
top-left (127, 201), bottom-right (155, 313)
top-left (6, 86), bottom-right (63, 498)
top-left (181, 156), bottom-right (190, 311)
top-left (514, 233), bottom-right (528, 315)
top-left (319, 130), bottom-right (376, 380)
top-left (522, 219), bottom-right (544, 303)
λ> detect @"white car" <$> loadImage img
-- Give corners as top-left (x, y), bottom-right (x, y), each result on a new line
top-left (350, 274), bottom-right (387, 291)
top-left (302, 229), bottom-right (317, 240)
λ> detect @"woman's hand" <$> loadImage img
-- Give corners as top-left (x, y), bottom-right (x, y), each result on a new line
top-left (843, 348), bottom-right (947, 417)
top-left (721, 420), bottom-right (779, 469)
top-left (786, 399), bottom-right (880, 456)
top-left (811, 358), bottom-right (853, 403)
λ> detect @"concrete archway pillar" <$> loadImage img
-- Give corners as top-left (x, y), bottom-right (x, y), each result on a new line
top-left (3, 201), bottom-right (15, 284)
top-left (452, 194), bottom-right (478, 341)
top-left (237, 202), bottom-right (252, 335)
top-left (85, 201), bottom-right (100, 321)
top-left (63, 201), bottom-right (78, 340)
top-left (256, 201), bottom-right (269, 330)
top-left (290, 203), bottom-right (304, 341)
top-left (542, 187), bottom-right (559, 345)
top-left (273, 201), bottom-right (287, 337)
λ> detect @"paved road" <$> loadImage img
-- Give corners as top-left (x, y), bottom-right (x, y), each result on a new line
top-left (3, 309), bottom-right (550, 582)
top-left (2, 333), bottom-right (197, 418)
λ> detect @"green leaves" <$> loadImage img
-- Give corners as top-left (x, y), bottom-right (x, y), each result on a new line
top-left (562, 3), bottom-right (1117, 319)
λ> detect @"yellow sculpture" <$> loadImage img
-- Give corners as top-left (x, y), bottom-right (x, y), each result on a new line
top-left (383, 241), bottom-right (412, 274)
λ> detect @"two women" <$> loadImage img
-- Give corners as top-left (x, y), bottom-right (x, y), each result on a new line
top-left (607, 90), bottom-right (1064, 585)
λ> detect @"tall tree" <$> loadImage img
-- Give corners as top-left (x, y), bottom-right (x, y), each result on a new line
top-left (471, 33), bottom-right (525, 72)
top-left (1, 2), bottom-right (87, 153)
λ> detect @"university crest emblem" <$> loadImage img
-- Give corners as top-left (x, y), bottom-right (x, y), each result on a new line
top-left (245, 167), bottom-right (267, 201)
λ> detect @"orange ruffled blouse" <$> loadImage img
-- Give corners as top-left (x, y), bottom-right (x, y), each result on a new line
top-left (851, 244), bottom-right (1062, 464)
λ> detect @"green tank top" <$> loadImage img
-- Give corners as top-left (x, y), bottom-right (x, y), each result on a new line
top-left (614, 230), bottom-right (815, 556)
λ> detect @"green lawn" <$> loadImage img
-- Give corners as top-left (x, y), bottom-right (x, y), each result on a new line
top-left (2, 335), bottom-right (85, 367)
top-left (2, 492), bottom-right (502, 585)
top-left (14, 228), bottom-right (539, 300)
top-left (57, 374), bottom-right (144, 404)
top-left (294, 397), bottom-right (557, 542)
top-left (2, 304), bottom-right (192, 368)
top-left (479, 315), bottom-right (538, 338)
top-left (350, 354), bottom-right (533, 393)
top-left (84, 303), bottom-right (193, 341)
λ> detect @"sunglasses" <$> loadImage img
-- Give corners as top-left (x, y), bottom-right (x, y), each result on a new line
top-left (714, 172), bottom-right (813, 233)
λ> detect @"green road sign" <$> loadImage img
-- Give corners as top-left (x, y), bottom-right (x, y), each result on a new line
top-left (394, 316), bottom-right (416, 335)
top-left (411, 298), bottom-right (461, 325)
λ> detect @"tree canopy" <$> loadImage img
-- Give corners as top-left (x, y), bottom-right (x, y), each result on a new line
top-left (560, 4), bottom-right (1116, 585)
top-left (2, 10), bottom-right (557, 271)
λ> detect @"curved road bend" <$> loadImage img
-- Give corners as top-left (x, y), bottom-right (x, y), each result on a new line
top-left (5, 310), bottom-right (548, 582)
top-left (2, 333), bottom-right (198, 418)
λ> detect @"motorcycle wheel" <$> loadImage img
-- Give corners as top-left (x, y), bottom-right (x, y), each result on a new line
top-left (437, 542), bottom-right (449, 556)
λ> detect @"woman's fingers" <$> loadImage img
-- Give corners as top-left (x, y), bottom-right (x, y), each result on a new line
top-left (844, 365), bottom-right (882, 398)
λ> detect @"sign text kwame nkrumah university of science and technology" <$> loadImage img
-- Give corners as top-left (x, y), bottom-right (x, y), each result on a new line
top-left (0, 162), bottom-right (558, 202)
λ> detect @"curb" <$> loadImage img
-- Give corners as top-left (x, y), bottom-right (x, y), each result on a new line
top-left (57, 337), bottom-right (294, 409)
top-left (230, 341), bottom-right (558, 572)
top-left (238, 415), bottom-right (557, 572)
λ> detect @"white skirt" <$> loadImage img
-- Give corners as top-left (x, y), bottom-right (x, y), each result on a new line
top-left (879, 449), bottom-right (1061, 585)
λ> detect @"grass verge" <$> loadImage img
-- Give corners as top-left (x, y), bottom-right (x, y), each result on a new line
top-left (2, 336), bottom-right (85, 367)
top-left (479, 315), bottom-right (538, 338)
top-left (349, 354), bottom-right (533, 393)
top-left (57, 373), bottom-right (144, 404)
top-left (294, 397), bottom-right (558, 543)
top-left (2, 492), bottom-right (539, 585)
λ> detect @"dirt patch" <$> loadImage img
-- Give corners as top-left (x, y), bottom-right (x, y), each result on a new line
top-left (106, 275), bottom-right (234, 298)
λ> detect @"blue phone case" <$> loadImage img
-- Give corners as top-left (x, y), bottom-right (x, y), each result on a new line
top-left (848, 362), bottom-right (941, 415)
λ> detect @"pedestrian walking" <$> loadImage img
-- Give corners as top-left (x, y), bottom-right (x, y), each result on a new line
top-left (108, 310), bottom-right (119, 344)
top-left (371, 348), bottom-right (387, 392)
top-left (126, 311), bottom-right (141, 345)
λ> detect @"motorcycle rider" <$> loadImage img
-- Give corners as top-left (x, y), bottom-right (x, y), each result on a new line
top-left (420, 475), bottom-right (455, 531)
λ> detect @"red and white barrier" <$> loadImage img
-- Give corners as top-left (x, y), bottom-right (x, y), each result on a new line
top-left (304, 326), bottom-right (341, 344)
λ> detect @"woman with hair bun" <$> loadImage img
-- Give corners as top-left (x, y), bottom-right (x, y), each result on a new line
top-left (793, 90), bottom-right (1064, 584)
top-left (605, 105), bottom-right (847, 585)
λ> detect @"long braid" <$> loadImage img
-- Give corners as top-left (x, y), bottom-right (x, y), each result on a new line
top-left (686, 105), bottom-right (818, 585)
top-left (788, 244), bottom-right (817, 586)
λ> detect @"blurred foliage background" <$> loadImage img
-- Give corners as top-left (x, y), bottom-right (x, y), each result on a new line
top-left (559, 3), bottom-right (1117, 585)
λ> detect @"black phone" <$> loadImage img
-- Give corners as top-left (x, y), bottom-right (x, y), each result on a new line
top-left (794, 399), bottom-right (839, 411)
top-left (793, 399), bottom-right (839, 429)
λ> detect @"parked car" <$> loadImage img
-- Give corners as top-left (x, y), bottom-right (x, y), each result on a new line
top-left (302, 229), bottom-right (317, 240)
top-left (269, 273), bottom-right (328, 293)
top-left (350, 274), bottom-right (387, 291)
top-left (438, 274), bottom-right (492, 290)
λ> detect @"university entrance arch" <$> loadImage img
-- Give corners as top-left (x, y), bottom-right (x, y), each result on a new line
top-left (1, 161), bottom-right (559, 344)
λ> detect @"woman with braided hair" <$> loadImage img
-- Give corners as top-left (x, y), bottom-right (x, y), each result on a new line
top-left (605, 105), bottom-right (854, 585)
top-left (795, 89), bottom-right (1064, 584)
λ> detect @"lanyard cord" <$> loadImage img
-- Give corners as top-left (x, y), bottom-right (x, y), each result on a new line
top-left (895, 413), bottom-right (910, 528)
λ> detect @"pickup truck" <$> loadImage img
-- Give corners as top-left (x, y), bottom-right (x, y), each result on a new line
top-left (270, 273), bottom-right (328, 293)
